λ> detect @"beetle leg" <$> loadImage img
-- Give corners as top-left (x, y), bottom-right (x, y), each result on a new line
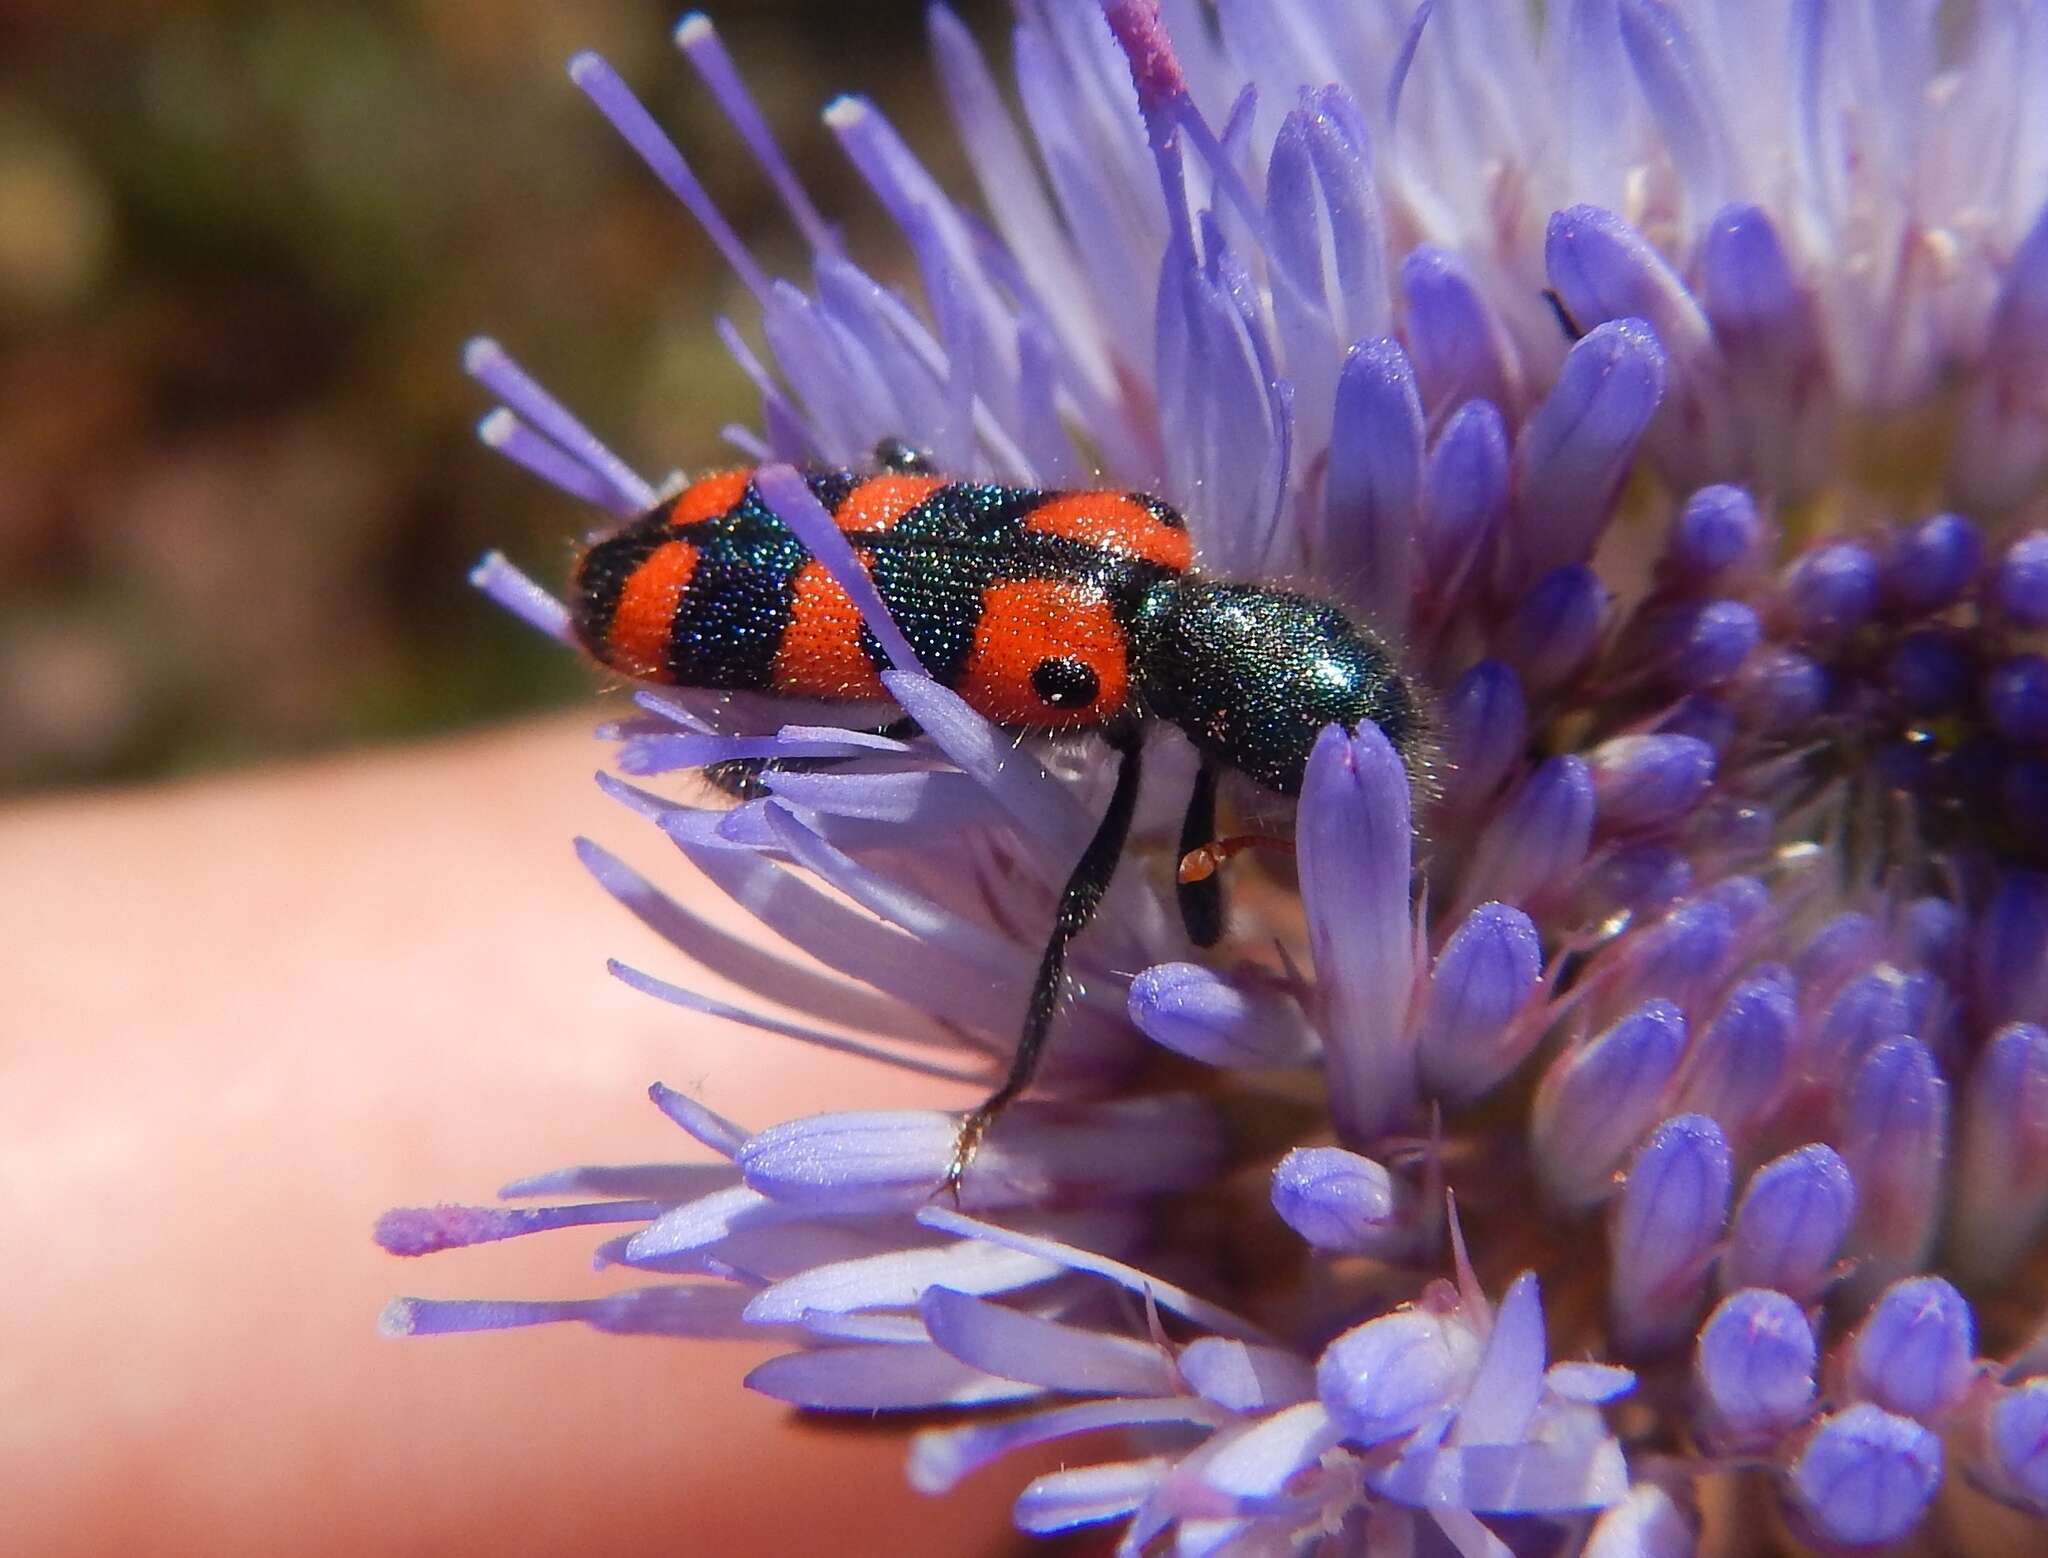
top-left (944, 724), bottom-right (1145, 1197)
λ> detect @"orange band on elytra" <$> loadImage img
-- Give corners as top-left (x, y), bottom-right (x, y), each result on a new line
top-left (834, 474), bottom-right (945, 534)
top-left (772, 559), bottom-right (889, 700)
top-left (1022, 492), bottom-right (1193, 570)
top-left (605, 539), bottom-right (698, 679)
top-left (666, 469), bottom-right (751, 528)
top-left (958, 577), bottom-right (1129, 728)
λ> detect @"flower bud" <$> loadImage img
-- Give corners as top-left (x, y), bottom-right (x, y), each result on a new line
top-left (1299, 723), bottom-right (1418, 1144)
top-left (1667, 484), bottom-right (1762, 580)
top-left (1846, 1276), bottom-right (1977, 1423)
top-left (1609, 1115), bottom-right (1731, 1358)
top-left (1787, 1404), bottom-right (1942, 1550)
top-left (1587, 735), bottom-right (1716, 832)
top-left (1415, 901), bottom-right (1544, 1100)
top-left (1665, 600), bottom-right (1760, 687)
top-left (1724, 1144), bottom-right (1855, 1303)
top-left (1511, 319), bottom-right (1667, 573)
top-left (1694, 1288), bottom-right (1817, 1449)
top-left (1783, 541), bottom-right (1880, 638)
top-left (1841, 1040), bottom-right (1949, 1286)
top-left (1463, 756), bottom-right (1596, 909)
top-left (1987, 654), bottom-right (2048, 744)
top-left (1532, 1001), bottom-right (1688, 1208)
top-left (1883, 512), bottom-right (1982, 614)
top-left (1420, 400), bottom-right (1510, 589)
top-left (1401, 246), bottom-right (1517, 417)
top-left (1495, 564), bottom-right (1608, 690)
top-left (1271, 1147), bottom-right (1409, 1256)
top-left (1973, 872), bottom-right (2048, 1029)
top-left (1439, 659), bottom-right (1526, 809)
top-left (1953, 1023), bottom-right (2048, 1284)
top-left (1676, 975), bottom-right (1794, 1134)
top-left (1996, 530), bottom-right (2048, 627)
top-left (1987, 1379), bottom-right (2048, 1513)
top-left (1317, 1309), bottom-right (1480, 1447)
top-left (1885, 629), bottom-right (1973, 714)
top-left (1733, 646), bottom-right (1828, 731)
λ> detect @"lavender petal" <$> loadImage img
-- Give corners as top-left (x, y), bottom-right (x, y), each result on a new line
top-left (1323, 337), bottom-right (1423, 631)
top-left (919, 1286), bottom-right (1176, 1396)
top-left (1297, 723), bottom-right (1418, 1145)
top-left (1510, 319), bottom-right (1667, 574)
top-left (1127, 962), bottom-right (1318, 1068)
top-left (1178, 1338), bottom-right (1318, 1414)
top-left (381, 1284), bottom-right (755, 1341)
top-left (737, 1097), bottom-right (1223, 1215)
top-left (1014, 1458), bottom-right (1171, 1535)
top-left (745, 1343), bottom-right (1041, 1410)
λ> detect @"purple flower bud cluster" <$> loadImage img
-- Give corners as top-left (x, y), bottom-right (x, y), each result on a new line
top-left (396, 3), bottom-right (2048, 1552)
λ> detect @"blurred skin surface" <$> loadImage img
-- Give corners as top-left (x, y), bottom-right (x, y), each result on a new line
top-left (0, 717), bottom-right (1044, 1556)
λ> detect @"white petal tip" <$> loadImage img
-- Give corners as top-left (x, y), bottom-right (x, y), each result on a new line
top-left (823, 95), bottom-right (868, 129)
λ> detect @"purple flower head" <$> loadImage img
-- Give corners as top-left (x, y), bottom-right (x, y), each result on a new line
top-left (392, 3), bottom-right (2048, 1549)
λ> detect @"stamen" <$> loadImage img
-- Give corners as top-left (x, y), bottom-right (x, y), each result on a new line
top-left (462, 337), bottom-right (656, 512)
top-left (568, 52), bottom-right (771, 301)
top-left (374, 1199), bottom-right (663, 1256)
top-left (673, 14), bottom-right (839, 256)
top-left (477, 409), bottom-right (639, 516)
top-left (466, 551), bottom-right (575, 646)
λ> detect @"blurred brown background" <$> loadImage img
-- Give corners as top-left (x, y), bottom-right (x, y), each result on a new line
top-left (0, 0), bottom-right (970, 793)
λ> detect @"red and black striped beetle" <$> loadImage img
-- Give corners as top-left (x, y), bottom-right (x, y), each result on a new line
top-left (572, 441), bottom-right (1426, 1189)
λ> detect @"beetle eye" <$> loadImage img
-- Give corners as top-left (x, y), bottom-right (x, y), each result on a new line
top-left (1030, 657), bottom-right (1099, 708)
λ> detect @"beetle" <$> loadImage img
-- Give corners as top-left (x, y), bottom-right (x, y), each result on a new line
top-left (571, 440), bottom-right (1426, 1190)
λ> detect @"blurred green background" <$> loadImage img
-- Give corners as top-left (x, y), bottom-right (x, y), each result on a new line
top-left (0, 0), bottom-right (967, 792)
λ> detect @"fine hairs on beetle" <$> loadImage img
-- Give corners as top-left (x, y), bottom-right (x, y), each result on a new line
top-left (571, 439), bottom-right (1427, 1192)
